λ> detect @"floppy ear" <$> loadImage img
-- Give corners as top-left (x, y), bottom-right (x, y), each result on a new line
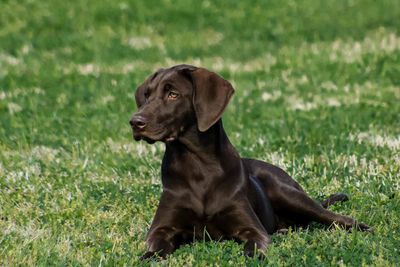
top-left (189, 68), bottom-right (235, 132)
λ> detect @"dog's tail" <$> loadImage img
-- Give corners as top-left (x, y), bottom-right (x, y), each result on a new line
top-left (320, 193), bottom-right (349, 208)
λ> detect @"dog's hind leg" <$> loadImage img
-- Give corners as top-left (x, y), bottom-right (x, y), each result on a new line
top-left (320, 193), bottom-right (349, 208)
top-left (273, 182), bottom-right (373, 233)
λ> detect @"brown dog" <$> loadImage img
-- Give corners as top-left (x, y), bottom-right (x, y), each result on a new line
top-left (130, 64), bottom-right (372, 260)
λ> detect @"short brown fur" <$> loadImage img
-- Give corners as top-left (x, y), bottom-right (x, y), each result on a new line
top-left (129, 65), bottom-right (372, 260)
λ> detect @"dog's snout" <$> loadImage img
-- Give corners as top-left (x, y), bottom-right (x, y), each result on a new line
top-left (130, 115), bottom-right (147, 130)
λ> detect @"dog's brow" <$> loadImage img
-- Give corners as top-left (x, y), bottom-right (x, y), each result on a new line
top-left (161, 79), bottom-right (177, 86)
top-left (150, 71), bottom-right (159, 82)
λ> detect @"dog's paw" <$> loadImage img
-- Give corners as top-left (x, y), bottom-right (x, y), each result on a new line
top-left (139, 251), bottom-right (158, 261)
top-left (243, 248), bottom-right (266, 260)
top-left (357, 222), bottom-right (374, 234)
top-left (243, 242), bottom-right (267, 260)
top-left (139, 251), bottom-right (166, 261)
top-left (321, 193), bottom-right (350, 208)
top-left (330, 193), bottom-right (349, 202)
top-left (276, 228), bottom-right (289, 234)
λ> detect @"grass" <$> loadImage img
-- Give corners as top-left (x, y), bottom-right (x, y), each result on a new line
top-left (1, 0), bottom-right (399, 266)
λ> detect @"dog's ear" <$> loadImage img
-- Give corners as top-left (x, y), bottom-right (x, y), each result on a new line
top-left (185, 68), bottom-right (234, 132)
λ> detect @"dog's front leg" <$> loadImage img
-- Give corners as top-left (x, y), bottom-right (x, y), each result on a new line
top-left (140, 193), bottom-right (181, 260)
top-left (140, 226), bottom-right (177, 260)
top-left (219, 202), bottom-right (272, 258)
top-left (235, 227), bottom-right (271, 258)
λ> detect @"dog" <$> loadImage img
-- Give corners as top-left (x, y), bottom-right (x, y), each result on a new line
top-left (129, 64), bottom-right (373, 260)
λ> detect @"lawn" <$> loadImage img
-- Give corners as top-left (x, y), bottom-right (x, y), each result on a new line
top-left (0, 0), bottom-right (399, 266)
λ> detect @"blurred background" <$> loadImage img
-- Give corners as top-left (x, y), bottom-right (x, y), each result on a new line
top-left (1, 0), bottom-right (399, 144)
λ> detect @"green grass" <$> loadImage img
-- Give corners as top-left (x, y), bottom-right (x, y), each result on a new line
top-left (1, 0), bottom-right (400, 266)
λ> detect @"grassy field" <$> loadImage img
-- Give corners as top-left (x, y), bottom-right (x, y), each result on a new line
top-left (1, 0), bottom-right (400, 266)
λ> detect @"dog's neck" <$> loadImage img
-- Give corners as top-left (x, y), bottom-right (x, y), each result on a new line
top-left (162, 120), bottom-right (245, 194)
top-left (165, 120), bottom-right (239, 161)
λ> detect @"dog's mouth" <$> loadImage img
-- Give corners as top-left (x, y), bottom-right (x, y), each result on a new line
top-left (134, 134), bottom-right (156, 144)
top-left (133, 131), bottom-right (177, 144)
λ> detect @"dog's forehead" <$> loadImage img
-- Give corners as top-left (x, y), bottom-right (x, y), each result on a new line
top-left (147, 68), bottom-right (190, 89)
top-left (144, 68), bottom-right (163, 85)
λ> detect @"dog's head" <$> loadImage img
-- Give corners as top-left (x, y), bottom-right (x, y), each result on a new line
top-left (130, 65), bottom-right (234, 143)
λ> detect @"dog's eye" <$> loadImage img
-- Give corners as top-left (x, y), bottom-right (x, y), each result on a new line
top-left (168, 91), bottom-right (179, 99)
top-left (144, 90), bottom-right (150, 99)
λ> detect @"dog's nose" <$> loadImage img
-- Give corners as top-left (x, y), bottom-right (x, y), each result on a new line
top-left (130, 115), bottom-right (147, 130)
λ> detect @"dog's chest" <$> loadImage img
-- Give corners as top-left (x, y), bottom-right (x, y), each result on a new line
top-left (162, 155), bottom-right (233, 216)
